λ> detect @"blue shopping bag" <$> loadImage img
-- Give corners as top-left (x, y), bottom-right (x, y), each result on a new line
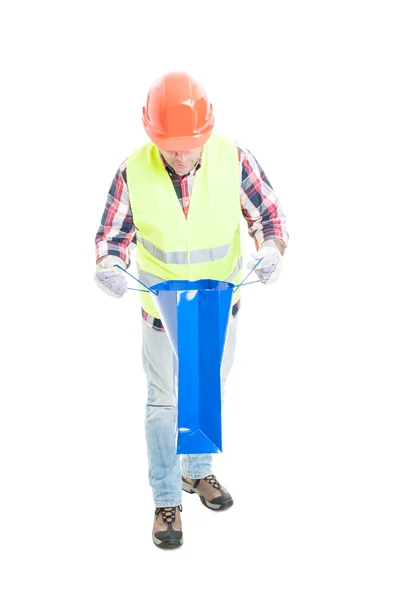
top-left (117, 263), bottom-right (261, 455)
top-left (151, 279), bottom-right (234, 454)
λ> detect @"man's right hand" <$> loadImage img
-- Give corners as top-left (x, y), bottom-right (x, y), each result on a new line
top-left (94, 256), bottom-right (128, 298)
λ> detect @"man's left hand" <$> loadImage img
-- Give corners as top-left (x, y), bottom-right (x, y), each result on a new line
top-left (246, 239), bottom-right (284, 285)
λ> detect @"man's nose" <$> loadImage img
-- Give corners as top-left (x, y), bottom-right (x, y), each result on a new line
top-left (175, 152), bottom-right (191, 161)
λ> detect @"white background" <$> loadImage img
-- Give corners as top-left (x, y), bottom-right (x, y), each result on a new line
top-left (1, 0), bottom-right (397, 598)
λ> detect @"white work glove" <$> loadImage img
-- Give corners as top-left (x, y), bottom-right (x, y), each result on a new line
top-left (246, 240), bottom-right (283, 285)
top-left (95, 256), bottom-right (128, 298)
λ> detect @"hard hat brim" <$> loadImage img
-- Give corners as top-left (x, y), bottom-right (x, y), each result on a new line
top-left (144, 129), bottom-right (213, 152)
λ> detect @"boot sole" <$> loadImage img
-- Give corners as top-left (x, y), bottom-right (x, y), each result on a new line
top-left (182, 481), bottom-right (234, 511)
top-left (152, 535), bottom-right (183, 549)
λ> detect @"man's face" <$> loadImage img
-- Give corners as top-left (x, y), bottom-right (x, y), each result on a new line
top-left (159, 147), bottom-right (203, 176)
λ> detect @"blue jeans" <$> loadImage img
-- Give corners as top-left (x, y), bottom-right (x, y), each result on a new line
top-left (141, 316), bottom-right (239, 507)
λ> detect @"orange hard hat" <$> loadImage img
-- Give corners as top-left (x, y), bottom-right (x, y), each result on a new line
top-left (142, 72), bottom-right (214, 151)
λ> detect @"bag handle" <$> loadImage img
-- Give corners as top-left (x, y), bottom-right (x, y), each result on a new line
top-left (113, 265), bottom-right (159, 296)
top-left (114, 258), bottom-right (263, 295)
top-left (232, 258), bottom-right (262, 292)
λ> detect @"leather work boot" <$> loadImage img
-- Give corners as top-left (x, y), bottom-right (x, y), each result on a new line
top-left (182, 474), bottom-right (234, 511)
top-left (152, 505), bottom-right (183, 549)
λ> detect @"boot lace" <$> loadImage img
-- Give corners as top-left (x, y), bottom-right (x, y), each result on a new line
top-left (155, 505), bottom-right (182, 525)
top-left (203, 474), bottom-right (221, 490)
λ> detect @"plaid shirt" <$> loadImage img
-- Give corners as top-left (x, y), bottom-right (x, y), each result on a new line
top-left (95, 141), bottom-right (289, 331)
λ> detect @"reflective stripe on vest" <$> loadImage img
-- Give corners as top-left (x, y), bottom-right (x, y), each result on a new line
top-left (137, 256), bottom-right (243, 290)
top-left (127, 133), bottom-right (242, 319)
top-left (135, 229), bottom-right (238, 265)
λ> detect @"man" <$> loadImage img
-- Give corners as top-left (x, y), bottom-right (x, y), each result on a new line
top-left (94, 72), bottom-right (289, 549)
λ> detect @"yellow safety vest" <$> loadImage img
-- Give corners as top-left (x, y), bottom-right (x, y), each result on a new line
top-left (126, 133), bottom-right (242, 319)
